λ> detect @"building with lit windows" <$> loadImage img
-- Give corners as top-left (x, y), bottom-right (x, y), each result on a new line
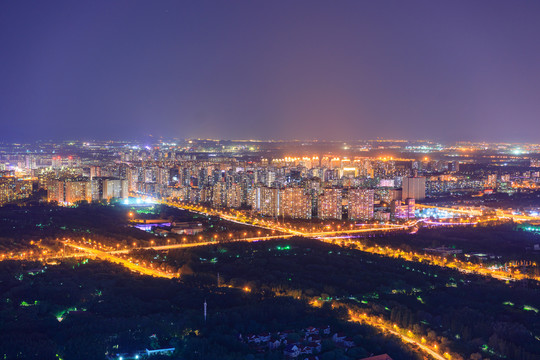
top-left (251, 186), bottom-right (281, 217)
top-left (212, 182), bottom-right (227, 207)
top-left (485, 174), bottom-right (497, 188)
top-left (0, 177), bottom-right (33, 204)
top-left (260, 187), bottom-right (280, 217)
top-left (348, 188), bottom-right (374, 220)
top-left (390, 198), bottom-right (415, 220)
top-left (318, 188), bottom-right (342, 220)
top-left (226, 183), bottom-right (243, 208)
top-left (280, 187), bottom-right (312, 219)
top-left (48, 178), bottom-right (91, 205)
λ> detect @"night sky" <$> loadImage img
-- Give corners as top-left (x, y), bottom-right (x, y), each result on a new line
top-left (1, 1), bottom-right (540, 142)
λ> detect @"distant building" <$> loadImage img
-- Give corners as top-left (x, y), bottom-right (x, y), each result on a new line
top-left (390, 198), bottom-right (415, 220)
top-left (48, 178), bottom-right (92, 205)
top-left (317, 188), bottom-right (342, 220)
top-left (91, 177), bottom-right (128, 201)
top-left (402, 176), bottom-right (426, 201)
top-left (485, 173), bottom-right (497, 188)
top-left (448, 161), bottom-right (460, 172)
top-left (212, 181), bottom-right (227, 207)
top-left (0, 178), bottom-right (33, 204)
top-left (281, 187), bottom-right (312, 219)
top-left (348, 188), bottom-right (374, 220)
top-left (252, 187), bottom-right (281, 217)
top-left (103, 178), bottom-right (128, 200)
top-left (226, 183), bottom-right (243, 208)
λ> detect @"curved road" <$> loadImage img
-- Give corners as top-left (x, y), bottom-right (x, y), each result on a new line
top-left (350, 315), bottom-right (446, 360)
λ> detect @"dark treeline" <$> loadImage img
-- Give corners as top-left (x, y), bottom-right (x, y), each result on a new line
top-left (363, 224), bottom-right (540, 262)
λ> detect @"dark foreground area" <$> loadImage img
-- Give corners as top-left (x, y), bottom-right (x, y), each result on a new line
top-left (141, 238), bottom-right (540, 360)
top-left (0, 258), bottom-right (424, 360)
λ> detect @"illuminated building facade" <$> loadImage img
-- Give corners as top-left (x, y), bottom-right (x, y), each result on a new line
top-left (212, 182), bottom-right (227, 207)
top-left (226, 183), bottom-right (243, 208)
top-left (260, 187), bottom-right (280, 217)
top-left (348, 188), bottom-right (374, 220)
top-left (0, 178), bottom-right (33, 204)
top-left (318, 188), bottom-right (342, 220)
top-left (48, 179), bottom-right (91, 205)
top-left (280, 187), bottom-right (312, 219)
top-left (390, 198), bottom-right (415, 220)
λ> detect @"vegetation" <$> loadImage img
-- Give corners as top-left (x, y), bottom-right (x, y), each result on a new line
top-left (150, 238), bottom-right (540, 360)
top-left (0, 260), bottom-right (423, 360)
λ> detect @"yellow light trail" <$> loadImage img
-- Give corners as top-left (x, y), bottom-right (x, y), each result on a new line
top-left (63, 242), bottom-right (176, 279)
top-left (348, 313), bottom-right (447, 360)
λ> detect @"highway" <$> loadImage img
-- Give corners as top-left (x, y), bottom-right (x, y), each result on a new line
top-left (162, 200), bottom-right (412, 237)
top-left (63, 242), bottom-right (177, 279)
top-left (120, 199), bottom-right (539, 282)
top-left (109, 234), bottom-right (296, 254)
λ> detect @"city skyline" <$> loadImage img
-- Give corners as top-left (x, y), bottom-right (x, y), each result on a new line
top-left (2, 1), bottom-right (540, 142)
top-left (1, 3), bottom-right (539, 360)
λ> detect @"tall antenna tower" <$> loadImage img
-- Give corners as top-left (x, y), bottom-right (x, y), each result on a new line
top-left (204, 299), bottom-right (207, 323)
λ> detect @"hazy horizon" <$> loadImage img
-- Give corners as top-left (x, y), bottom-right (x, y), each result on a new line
top-left (2, 1), bottom-right (540, 143)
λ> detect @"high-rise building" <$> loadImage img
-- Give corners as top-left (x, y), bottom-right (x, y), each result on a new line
top-left (89, 166), bottom-right (101, 179)
top-left (103, 179), bottom-right (128, 200)
top-left (0, 178), bottom-right (17, 204)
top-left (48, 179), bottom-right (91, 205)
top-left (65, 180), bottom-right (92, 204)
top-left (318, 188), bottom-right (342, 220)
top-left (402, 176), bottom-right (426, 201)
top-left (485, 174), bottom-right (497, 188)
top-left (212, 182), bottom-right (227, 207)
top-left (226, 183), bottom-right (243, 208)
top-left (260, 187), bottom-right (280, 217)
top-left (280, 187), bottom-right (311, 219)
top-left (91, 178), bottom-right (128, 201)
top-left (348, 188), bottom-right (374, 220)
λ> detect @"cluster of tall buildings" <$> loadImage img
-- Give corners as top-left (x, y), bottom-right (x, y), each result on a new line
top-left (113, 155), bottom-right (426, 220)
top-left (0, 173), bottom-right (33, 204)
top-left (45, 177), bottom-right (128, 205)
top-left (3, 140), bottom-right (540, 218)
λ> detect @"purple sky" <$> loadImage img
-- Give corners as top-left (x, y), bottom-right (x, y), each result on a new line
top-left (1, 1), bottom-right (540, 142)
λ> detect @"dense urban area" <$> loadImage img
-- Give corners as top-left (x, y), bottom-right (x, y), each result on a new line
top-left (0, 139), bottom-right (539, 360)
